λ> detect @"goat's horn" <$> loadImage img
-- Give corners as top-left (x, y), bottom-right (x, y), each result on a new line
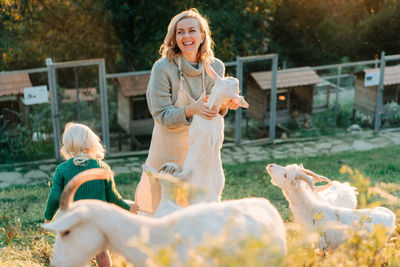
top-left (295, 172), bottom-right (316, 191)
top-left (313, 181), bottom-right (333, 193)
top-left (59, 168), bottom-right (114, 211)
top-left (301, 168), bottom-right (332, 183)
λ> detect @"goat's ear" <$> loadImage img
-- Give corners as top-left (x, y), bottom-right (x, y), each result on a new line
top-left (230, 95), bottom-right (249, 108)
top-left (205, 63), bottom-right (221, 81)
top-left (41, 210), bottom-right (83, 232)
top-left (142, 164), bottom-right (158, 177)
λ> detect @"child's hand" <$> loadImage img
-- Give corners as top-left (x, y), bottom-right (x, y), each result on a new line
top-left (129, 203), bottom-right (140, 214)
top-left (44, 219), bottom-right (51, 224)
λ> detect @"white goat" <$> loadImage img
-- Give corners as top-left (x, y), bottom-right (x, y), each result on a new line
top-left (43, 168), bottom-right (287, 267)
top-left (298, 165), bottom-right (358, 209)
top-left (183, 63), bottom-right (249, 204)
top-left (266, 163), bottom-right (396, 249)
top-left (142, 163), bottom-right (185, 218)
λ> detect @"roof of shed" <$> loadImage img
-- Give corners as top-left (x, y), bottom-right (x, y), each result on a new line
top-left (363, 65), bottom-right (400, 86)
top-left (250, 67), bottom-right (321, 90)
top-left (61, 88), bottom-right (97, 103)
top-left (117, 74), bottom-right (150, 97)
top-left (0, 73), bottom-right (33, 97)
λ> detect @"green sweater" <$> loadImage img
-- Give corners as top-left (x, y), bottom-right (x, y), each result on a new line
top-left (146, 56), bottom-right (225, 129)
top-left (44, 158), bottom-right (129, 220)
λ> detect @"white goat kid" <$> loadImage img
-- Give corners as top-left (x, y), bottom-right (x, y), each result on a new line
top-left (142, 163), bottom-right (185, 218)
top-left (266, 163), bottom-right (396, 250)
top-left (298, 165), bottom-right (358, 209)
top-left (43, 168), bottom-right (287, 267)
top-left (183, 63), bottom-right (249, 204)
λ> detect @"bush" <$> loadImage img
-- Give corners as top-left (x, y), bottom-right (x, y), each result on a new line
top-left (382, 101), bottom-right (400, 126)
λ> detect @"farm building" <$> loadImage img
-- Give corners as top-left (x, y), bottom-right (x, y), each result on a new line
top-left (60, 88), bottom-right (97, 103)
top-left (0, 73), bottom-right (32, 123)
top-left (117, 74), bottom-right (153, 136)
top-left (246, 67), bottom-right (322, 125)
top-left (354, 65), bottom-right (400, 116)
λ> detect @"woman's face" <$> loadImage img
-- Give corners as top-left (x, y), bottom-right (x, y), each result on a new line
top-left (175, 18), bottom-right (204, 62)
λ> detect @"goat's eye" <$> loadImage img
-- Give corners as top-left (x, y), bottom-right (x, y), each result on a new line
top-left (284, 173), bottom-right (287, 178)
top-left (60, 230), bottom-right (71, 237)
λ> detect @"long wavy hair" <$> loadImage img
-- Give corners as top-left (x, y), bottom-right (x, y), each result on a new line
top-left (160, 8), bottom-right (214, 63)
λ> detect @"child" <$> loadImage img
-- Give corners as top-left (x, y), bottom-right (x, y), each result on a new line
top-left (44, 122), bottom-right (138, 267)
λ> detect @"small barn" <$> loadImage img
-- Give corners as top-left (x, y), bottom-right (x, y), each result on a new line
top-left (0, 73), bottom-right (32, 122)
top-left (246, 67), bottom-right (322, 125)
top-left (117, 74), bottom-right (153, 136)
top-left (61, 88), bottom-right (97, 103)
top-left (354, 65), bottom-right (400, 116)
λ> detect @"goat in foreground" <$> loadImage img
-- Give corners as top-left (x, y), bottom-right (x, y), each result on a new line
top-left (182, 63), bottom-right (249, 204)
top-left (266, 163), bottom-right (396, 250)
top-left (43, 168), bottom-right (286, 267)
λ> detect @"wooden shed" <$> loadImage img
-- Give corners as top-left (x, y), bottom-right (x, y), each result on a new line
top-left (117, 74), bottom-right (153, 136)
top-left (0, 73), bottom-right (32, 122)
top-left (354, 65), bottom-right (400, 116)
top-left (247, 67), bottom-right (322, 125)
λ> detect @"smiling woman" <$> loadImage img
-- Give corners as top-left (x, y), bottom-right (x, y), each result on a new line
top-left (134, 8), bottom-right (241, 214)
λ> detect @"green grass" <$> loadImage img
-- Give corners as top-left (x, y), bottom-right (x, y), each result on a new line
top-left (1, 145), bottom-right (399, 266)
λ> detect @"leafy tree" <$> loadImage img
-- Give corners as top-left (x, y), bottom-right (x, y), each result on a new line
top-left (1, 0), bottom-right (119, 71)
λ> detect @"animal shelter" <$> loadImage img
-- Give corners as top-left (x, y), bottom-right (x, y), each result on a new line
top-left (0, 73), bottom-right (32, 123)
top-left (354, 65), bottom-right (400, 116)
top-left (117, 74), bottom-right (153, 136)
top-left (246, 67), bottom-right (322, 125)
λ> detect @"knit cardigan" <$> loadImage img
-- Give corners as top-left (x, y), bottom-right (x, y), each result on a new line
top-left (44, 158), bottom-right (129, 220)
top-left (146, 56), bottom-right (225, 129)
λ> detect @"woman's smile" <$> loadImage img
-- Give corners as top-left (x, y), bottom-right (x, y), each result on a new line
top-left (176, 17), bottom-right (204, 62)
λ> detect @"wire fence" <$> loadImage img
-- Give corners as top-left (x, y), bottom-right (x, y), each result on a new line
top-left (1, 53), bottom-right (400, 163)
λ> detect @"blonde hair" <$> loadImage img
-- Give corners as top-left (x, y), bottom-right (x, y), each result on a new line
top-left (160, 8), bottom-right (214, 63)
top-left (60, 122), bottom-right (105, 161)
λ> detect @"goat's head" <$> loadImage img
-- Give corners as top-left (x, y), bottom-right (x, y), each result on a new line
top-left (266, 163), bottom-right (332, 192)
top-left (43, 205), bottom-right (106, 267)
top-left (41, 168), bottom-right (114, 267)
top-left (205, 63), bottom-right (249, 111)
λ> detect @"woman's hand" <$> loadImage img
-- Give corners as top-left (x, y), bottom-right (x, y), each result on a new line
top-left (185, 95), bottom-right (217, 120)
top-left (220, 99), bottom-right (241, 111)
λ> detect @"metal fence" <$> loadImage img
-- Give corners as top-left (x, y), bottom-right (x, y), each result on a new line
top-left (1, 53), bottom-right (400, 162)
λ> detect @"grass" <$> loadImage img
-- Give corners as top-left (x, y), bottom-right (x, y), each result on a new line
top-left (0, 145), bottom-right (399, 266)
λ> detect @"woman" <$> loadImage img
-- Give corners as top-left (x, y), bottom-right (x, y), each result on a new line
top-left (135, 8), bottom-right (240, 214)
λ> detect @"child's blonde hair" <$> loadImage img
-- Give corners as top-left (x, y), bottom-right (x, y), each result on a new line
top-left (160, 8), bottom-right (214, 63)
top-left (60, 122), bottom-right (105, 160)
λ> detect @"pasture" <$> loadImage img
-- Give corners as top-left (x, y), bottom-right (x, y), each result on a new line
top-left (0, 145), bottom-right (399, 266)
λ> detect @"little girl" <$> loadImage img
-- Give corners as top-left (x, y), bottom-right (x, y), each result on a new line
top-left (44, 122), bottom-right (138, 267)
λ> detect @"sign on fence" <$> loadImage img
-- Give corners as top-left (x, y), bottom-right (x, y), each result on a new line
top-left (364, 71), bottom-right (380, 87)
top-left (23, 85), bottom-right (49, 105)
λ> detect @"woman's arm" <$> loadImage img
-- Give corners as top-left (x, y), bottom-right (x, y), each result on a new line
top-left (147, 61), bottom-right (191, 128)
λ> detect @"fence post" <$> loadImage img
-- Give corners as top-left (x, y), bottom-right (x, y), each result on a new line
top-left (269, 54), bottom-right (278, 142)
top-left (98, 59), bottom-right (110, 154)
top-left (334, 66), bottom-right (342, 126)
top-left (46, 58), bottom-right (61, 162)
top-left (374, 51), bottom-right (386, 133)
top-left (235, 57), bottom-right (243, 144)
